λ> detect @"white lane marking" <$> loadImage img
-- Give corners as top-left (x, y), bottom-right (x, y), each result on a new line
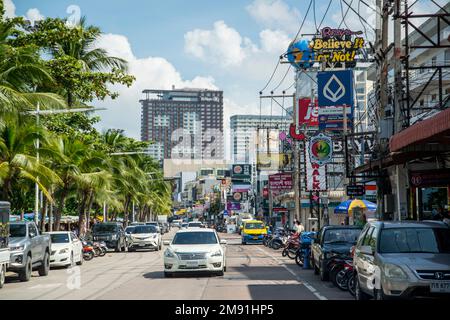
top-left (255, 246), bottom-right (328, 300)
top-left (28, 284), bottom-right (62, 290)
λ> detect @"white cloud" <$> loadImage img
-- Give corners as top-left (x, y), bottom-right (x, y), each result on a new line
top-left (93, 33), bottom-right (218, 141)
top-left (246, 0), bottom-right (302, 34)
top-left (184, 20), bottom-right (257, 67)
top-left (4, 0), bottom-right (16, 17)
top-left (259, 29), bottom-right (291, 53)
top-left (25, 8), bottom-right (44, 25)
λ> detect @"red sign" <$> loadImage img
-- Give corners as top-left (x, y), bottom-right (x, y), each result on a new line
top-left (269, 173), bottom-right (293, 194)
top-left (298, 98), bottom-right (319, 127)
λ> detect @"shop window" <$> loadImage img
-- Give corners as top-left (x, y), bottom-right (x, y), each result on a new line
top-left (419, 187), bottom-right (448, 220)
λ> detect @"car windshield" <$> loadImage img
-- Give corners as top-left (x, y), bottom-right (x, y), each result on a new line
top-left (245, 223), bottom-right (264, 230)
top-left (133, 226), bottom-right (157, 234)
top-left (188, 223), bottom-right (202, 227)
top-left (10, 224), bottom-right (26, 237)
top-left (125, 227), bottom-right (135, 234)
top-left (50, 233), bottom-right (70, 243)
top-left (92, 224), bottom-right (118, 233)
top-left (379, 228), bottom-right (450, 254)
top-left (182, 223), bottom-right (188, 227)
top-left (323, 228), bottom-right (361, 244)
top-left (172, 232), bottom-right (218, 245)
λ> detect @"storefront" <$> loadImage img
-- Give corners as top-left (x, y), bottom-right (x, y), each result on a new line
top-left (408, 170), bottom-right (450, 220)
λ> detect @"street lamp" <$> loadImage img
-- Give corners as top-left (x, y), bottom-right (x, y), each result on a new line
top-left (29, 105), bottom-right (107, 226)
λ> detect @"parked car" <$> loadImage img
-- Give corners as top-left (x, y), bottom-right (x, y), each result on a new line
top-left (128, 225), bottom-right (162, 252)
top-left (187, 222), bottom-right (203, 229)
top-left (92, 222), bottom-right (127, 252)
top-left (0, 202), bottom-right (10, 289)
top-left (354, 221), bottom-right (450, 300)
top-left (125, 226), bottom-right (136, 246)
top-left (47, 231), bottom-right (83, 268)
top-left (145, 221), bottom-right (162, 234)
top-left (163, 229), bottom-right (227, 277)
top-left (311, 225), bottom-right (362, 281)
top-left (180, 223), bottom-right (188, 230)
top-left (8, 221), bottom-right (51, 282)
top-left (159, 222), bottom-right (166, 234)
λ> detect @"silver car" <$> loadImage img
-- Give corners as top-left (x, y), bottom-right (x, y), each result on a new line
top-left (354, 221), bottom-right (450, 300)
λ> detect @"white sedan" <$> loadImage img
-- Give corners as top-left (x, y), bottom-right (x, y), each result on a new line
top-left (48, 232), bottom-right (83, 268)
top-left (128, 225), bottom-right (162, 251)
top-left (163, 229), bottom-right (227, 277)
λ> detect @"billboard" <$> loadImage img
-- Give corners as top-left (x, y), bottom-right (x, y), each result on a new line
top-left (232, 164), bottom-right (252, 180)
top-left (318, 70), bottom-right (354, 107)
top-left (269, 173), bottom-right (293, 195)
top-left (308, 133), bottom-right (333, 166)
top-left (298, 98), bottom-right (319, 128)
top-left (305, 140), bottom-right (327, 191)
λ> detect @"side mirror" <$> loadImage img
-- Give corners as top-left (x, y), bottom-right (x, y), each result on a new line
top-left (220, 240), bottom-right (227, 245)
top-left (163, 240), bottom-right (170, 246)
top-left (29, 232), bottom-right (36, 238)
top-left (360, 245), bottom-right (374, 255)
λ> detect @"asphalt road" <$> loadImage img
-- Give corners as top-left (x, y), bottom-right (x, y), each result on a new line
top-left (0, 229), bottom-right (352, 300)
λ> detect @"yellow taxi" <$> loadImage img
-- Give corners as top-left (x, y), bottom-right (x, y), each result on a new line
top-left (241, 220), bottom-right (267, 244)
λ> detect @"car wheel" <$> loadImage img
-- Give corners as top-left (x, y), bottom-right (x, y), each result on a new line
top-left (0, 264), bottom-right (5, 288)
top-left (19, 256), bottom-right (32, 282)
top-left (38, 251), bottom-right (50, 276)
top-left (76, 250), bottom-right (83, 265)
top-left (128, 247), bottom-right (135, 252)
top-left (67, 252), bottom-right (74, 268)
top-left (164, 272), bottom-right (172, 278)
top-left (319, 261), bottom-right (329, 281)
top-left (312, 257), bottom-right (319, 275)
top-left (355, 274), bottom-right (370, 300)
top-left (374, 285), bottom-right (389, 300)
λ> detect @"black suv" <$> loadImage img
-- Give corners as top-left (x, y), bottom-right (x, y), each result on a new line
top-left (92, 222), bottom-right (127, 252)
top-left (311, 225), bottom-right (362, 281)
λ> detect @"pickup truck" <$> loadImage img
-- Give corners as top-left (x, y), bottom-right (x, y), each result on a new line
top-left (8, 221), bottom-right (51, 282)
top-left (0, 202), bottom-right (10, 288)
top-left (311, 225), bottom-right (362, 281)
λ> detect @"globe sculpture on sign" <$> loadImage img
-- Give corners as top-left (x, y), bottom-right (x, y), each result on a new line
top-left (286, 39), bottom-right (315, 69)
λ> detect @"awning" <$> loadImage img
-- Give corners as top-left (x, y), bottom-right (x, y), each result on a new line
top-left (390, 108), bottom-right (450, 152)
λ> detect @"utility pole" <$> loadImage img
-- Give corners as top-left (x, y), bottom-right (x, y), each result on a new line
top-left (292, 92), bottom-right (301, 225)
top-left (34, 102), bottom-right (40, 226)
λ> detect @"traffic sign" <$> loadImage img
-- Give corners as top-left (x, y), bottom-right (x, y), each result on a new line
top-left (346, 185), bottom-right (365, 197)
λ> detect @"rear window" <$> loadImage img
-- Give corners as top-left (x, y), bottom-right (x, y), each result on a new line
top-left (133, 226), bottom-right (157, 234)
top-left (93, 224), bottom-right (118, 233)
top-left (50, 233), bottom-right (70, 243)
top-left (379, 228), bottom-right (450, 254)
top-left (323, 228), bottom-right (361, 244)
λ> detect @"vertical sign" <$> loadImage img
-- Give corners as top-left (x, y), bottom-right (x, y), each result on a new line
top-left (305, 140), bottom-right (327, 191)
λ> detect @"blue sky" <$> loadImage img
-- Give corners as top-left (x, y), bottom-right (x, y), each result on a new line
top-left (8, 0), bottom-right (441, 159)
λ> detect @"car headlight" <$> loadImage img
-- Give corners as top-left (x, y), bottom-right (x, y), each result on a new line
top-left (59, 248), bottom-right (69, 254)
top-left (164, 249), bottom-right (175, 258)
top-left (10, 245), bottom-right (25, 251)
top-left (211, 250), bottom-right (222, 257)
top-left (383, 264), bottom-right (408, 279)
top-left (111, 234), bottom-right (117, 240)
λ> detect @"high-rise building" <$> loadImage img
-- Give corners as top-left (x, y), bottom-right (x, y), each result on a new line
top-left (230, 115), bottom-right (292, 164)
top-left (140, 88), bottom-right (224, 163)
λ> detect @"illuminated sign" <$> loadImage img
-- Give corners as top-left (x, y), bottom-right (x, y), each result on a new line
top-left (310, 27), bottom-right (364, 65)
top-left (309, 133), bottom-right (333, 166)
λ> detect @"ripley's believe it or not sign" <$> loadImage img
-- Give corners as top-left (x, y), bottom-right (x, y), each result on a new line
top-left (287, 27), bottom-right (364, 69)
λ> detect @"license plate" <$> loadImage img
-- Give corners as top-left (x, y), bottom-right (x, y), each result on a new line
top-left (253, 236), bottom-right (259, 240)
top-left (139, 243), bottom-right (146, 247)
top-left (186, 261), bottom-right (199, 267)
top-left (430, 281), bottom-right (450, 293)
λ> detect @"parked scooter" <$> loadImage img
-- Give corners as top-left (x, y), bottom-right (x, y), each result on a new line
top-left (282, 233), bottom-right (300, 259)
top-left (82, 241), bottom-right (95, 261)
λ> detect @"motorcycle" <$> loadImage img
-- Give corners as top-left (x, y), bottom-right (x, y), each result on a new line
top-left (82, 241), bottom-right (95, 261)
top-left (92, 241), bottom-right (107, 257)
top-left (294, 232), bottom-right (316, 266)
top-left (269, 229), bottom-right (290, 250)
top-left (282, 233), bottom-right (300, 259)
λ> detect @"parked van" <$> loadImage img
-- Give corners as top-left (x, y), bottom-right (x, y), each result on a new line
top-left (0, 202), bottom-right (10, 288)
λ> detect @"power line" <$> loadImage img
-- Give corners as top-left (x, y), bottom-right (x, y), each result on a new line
top-left (317, 0), bottom-right (334, 31)
top-left (271, 65), bottom-right (292, 93)
top-left (293, 0), bottom-right (313, 41)
top-left (259, 59), bottom-right (281, 94)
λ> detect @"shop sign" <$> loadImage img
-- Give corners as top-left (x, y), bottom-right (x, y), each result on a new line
top-left (232, 164), bottom-right (252, 179)
top-left (305, 140), bottom-right (327, 191)
top-left (346, 185), bottom-right (365, 197)
top-left (317, 70), bottom-right (354, 107)
top-left (269, 173), bottom-right (293, 192)
top-left (410, 170), bottom-right (450, 187)
top-left (309, 133), bottom-right (333, 166)
top-left (298, 98), bottom-right (319, 127)
top-left (310, 27), bottom-right (364, 64)
top-left (226, 202), bottom-right (241, 211)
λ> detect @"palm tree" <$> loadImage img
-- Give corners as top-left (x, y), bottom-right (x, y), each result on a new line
top-left (0, 120), bottom-right (62, 202)
top-left (48, 17), bottom-right (128, 107)
top-left (0, 16), bottom-right (66, 121)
